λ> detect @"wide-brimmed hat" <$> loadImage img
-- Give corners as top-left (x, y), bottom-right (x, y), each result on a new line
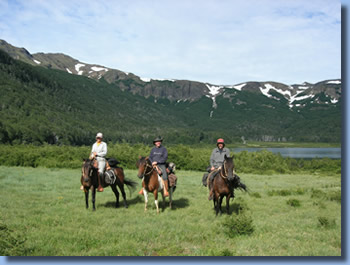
top-left (96, 132), bottom-right (103, 139)
top-left (153, 136), bottom-right (163, 144)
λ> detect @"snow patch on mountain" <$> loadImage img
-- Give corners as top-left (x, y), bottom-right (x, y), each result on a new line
top-left (91, 66), bottom-right (108, 72)
top-left (206, 84), bottom-right (222, 96)
top-left (327, 80), bottom-right (341, 84)
top-left (66, 68), bottom-right (72, 74)
top-left (205, 84), bottom-right (223, 116)
top-left (140, 77), bottom-right (151, 82)
top-left (230, 83), bottom-right (246, 91)
top-left (33, 59), bottom-right (41, 64)
top-left (331, 98), bottom-right (339, 103)
top-left (75, 63), bottom-right (85, 75)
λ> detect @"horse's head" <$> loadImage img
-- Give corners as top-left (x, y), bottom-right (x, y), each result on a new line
top-left (136, 156), bottom-right (153, 179)
top-left (222, 155), bottom-right (235, 181)
top-left (81, 159), bottom-right (96, 185)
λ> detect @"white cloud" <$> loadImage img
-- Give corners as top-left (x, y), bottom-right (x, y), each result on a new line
top-left (0, 0), bottom-right (341, 85)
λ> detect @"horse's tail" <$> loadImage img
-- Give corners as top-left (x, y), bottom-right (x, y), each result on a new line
top-left (238, 181), bottom-right (248, 192)
top-left (124, 178), bottom-right (137, 196)
top-left (124, 178), bottom-right (137, 189)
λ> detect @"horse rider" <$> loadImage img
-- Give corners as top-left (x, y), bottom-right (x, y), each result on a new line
top-left (90, 132), bottom-right (108, 192)
top-left (207, 138), bottom-right (231, 200)
top-left (138, 136), bottom-right (169, 197)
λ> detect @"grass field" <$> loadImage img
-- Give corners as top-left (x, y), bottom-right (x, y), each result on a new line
top-left (0, 166), bottom-right (341, 256)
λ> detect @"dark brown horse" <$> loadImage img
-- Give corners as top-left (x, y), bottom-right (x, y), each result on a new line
top-left (136, 156), bottom-right (174, 213)
top-left (81, 158), bottom-right (136, 211)
top-left (212, 155), bottom-right (247, 215)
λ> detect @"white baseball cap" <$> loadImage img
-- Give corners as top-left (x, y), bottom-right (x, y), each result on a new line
top-left (96, 132), bottom-right (103, 139)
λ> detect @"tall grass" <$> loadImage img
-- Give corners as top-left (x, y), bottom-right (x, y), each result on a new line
top-left (0, 166), bottom-right (341, 256)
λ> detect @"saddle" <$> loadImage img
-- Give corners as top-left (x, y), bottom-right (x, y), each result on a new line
top-left (104, 168), bottom-right (117, 185)
top-left (202, 169), bottom-right (220, 187)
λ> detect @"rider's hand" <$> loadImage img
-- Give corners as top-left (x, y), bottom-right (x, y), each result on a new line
top-left (211, 166), bottom-right (215, 171)
top-left (152, 161), bottom-right (157, 166)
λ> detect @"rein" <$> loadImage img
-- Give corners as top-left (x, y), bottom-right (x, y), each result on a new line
top-left (220, 159), bottom-right (236, 180)
top-left (141, 159), bottom-right (154, 178)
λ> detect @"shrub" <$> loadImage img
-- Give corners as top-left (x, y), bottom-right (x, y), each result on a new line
top-left (318, 217), bottom-right (336, 229)
top-left (286, 198), bottom-right (301, 207)
top-left (222, 214), bottom-right (254, 238)
top-left (250, 192), bottom-right (261, 198)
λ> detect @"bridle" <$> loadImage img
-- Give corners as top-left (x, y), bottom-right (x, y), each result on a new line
top-left (140, 159), bottom-right (154, 179)
top-left (82, 160), bottom-right (95, 181)
top-left (220, 159), bottom-right (235, 180)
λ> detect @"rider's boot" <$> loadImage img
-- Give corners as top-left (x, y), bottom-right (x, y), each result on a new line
top-left (162, 179), bottom-right (169, 197)
top-left (97, 172), bottom-right (104, 192)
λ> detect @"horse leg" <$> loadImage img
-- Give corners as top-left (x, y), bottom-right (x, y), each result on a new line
top-left (143, 189), bottom-right (148, 212)
top-left (161, 191), bottom-right (165, 212)
top-left (92, 186), bottom-right (96, 211)
top-left (169, 186), bottom-right (173, 209)
top-left (154, 190), bottom-right (159, 214)
top-left (84, 189), bottom-right (89, 209)
top-left (215, 197), bottom-right (220, 216)
top-left (226, 194), bottom-right (231, 214)
top-left (119, 184), bottom-right (128, 208)
top-left (111, 184), bottom-right (120, 208)
top-left (218, 195), bottom-right (224, 215)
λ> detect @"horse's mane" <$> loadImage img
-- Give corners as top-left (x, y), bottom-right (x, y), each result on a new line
top-left (136, 156), bottom-right (150, 167)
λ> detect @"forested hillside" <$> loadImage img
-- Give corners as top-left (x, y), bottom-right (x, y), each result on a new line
top-left (0, 49), bottom-right (341, 145)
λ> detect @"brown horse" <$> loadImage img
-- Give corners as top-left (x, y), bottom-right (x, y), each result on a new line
top-left (136, 156), bottom-right (174, 213)
top-left (81, 158), bottom-right (137, 211)
top-left (212, 155), bottom-right (247, 215)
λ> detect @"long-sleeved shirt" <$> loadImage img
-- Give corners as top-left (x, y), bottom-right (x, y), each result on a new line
top-left (91, 141), bottom-right (107, 158)
top-left (149, 145), bottom-right (168, 164)
top-left (210, 147), bottom-right (230, 168)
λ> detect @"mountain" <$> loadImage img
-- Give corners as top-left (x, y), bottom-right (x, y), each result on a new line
top-left (1, 39), bottom-right (341, 106)
top-left (0, 40), bottom-right (342, 145)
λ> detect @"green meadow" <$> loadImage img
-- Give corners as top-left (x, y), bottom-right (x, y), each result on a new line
top-left (0, 166), bottom-right (341, 256)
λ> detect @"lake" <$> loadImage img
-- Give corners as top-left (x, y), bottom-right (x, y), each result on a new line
top-left (232, 147), bottom-right (341, 159)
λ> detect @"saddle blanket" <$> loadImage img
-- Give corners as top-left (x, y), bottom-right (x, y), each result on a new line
top-left (104, 169), bottom-right (116, 185)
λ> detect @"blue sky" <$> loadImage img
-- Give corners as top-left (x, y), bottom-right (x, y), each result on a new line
top-left (0, 0), bottom-right (341, 85)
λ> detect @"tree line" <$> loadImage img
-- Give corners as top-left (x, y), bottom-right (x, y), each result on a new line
top-left (0, 144), bottom-right (341, 175)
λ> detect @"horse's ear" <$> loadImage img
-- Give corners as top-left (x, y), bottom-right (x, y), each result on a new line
top-left (224, 154), bottom-right (227, 159)
top-left (145, 156), bottom-right (149, 160)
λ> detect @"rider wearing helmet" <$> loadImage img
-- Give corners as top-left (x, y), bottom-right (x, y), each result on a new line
top-left (90, 132), bottom-right (108, 192)
top-left (208, 138), bottom-right (231, 200)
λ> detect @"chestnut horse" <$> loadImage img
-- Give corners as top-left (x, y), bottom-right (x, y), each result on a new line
top-left (136, 156), bottom-right (174, 213)
top-left (81, 158), bottom-right (136, 211)
top-left (212, 155), bottom-right (247, 215)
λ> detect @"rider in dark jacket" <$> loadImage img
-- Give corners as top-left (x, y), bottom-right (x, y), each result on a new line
top-left (138, 136), bottom-right (169, 197)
